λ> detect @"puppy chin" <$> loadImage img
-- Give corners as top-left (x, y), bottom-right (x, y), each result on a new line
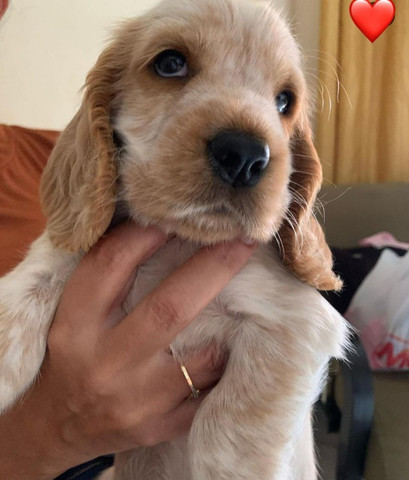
top-left (129, 209), bottom-right (276, 246)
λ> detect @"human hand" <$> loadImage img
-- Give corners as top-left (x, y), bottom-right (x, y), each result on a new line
top-left (0, 224), bottom-right (256, 480)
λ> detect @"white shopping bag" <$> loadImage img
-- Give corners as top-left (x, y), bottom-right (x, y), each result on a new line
top-left (345, 250), bottom-right (409, 370)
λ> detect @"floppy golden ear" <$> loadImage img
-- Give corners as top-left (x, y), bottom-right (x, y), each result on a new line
top-left (278, 122), bottom-right (342, 291)
top-left (40, 38), bottom-right (129, 252)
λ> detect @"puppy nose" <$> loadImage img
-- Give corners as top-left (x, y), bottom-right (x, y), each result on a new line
top-left (208, 131), bottom-right (270, 187)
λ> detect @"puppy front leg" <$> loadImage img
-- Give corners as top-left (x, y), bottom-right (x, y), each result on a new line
top-left (291, 411), bottom-right (318, 480)
top-left (0, 232), bottom-right (78, 412)
top-left (114, 438), bottom-right (191, 480)
top-left (189, 329), bottom-right (321, 480)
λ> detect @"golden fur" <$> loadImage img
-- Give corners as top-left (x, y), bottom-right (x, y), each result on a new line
top-left (40, 0), bottom-right (341, 291)
top-left (0, 1), bottom-right (348, 479)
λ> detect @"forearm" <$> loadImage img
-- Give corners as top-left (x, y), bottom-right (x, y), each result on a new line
top-left (0, 381), bottom-right (77, 480)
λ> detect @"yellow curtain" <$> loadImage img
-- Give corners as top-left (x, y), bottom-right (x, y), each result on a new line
top-left (316, 0), bottom-right (409, 184)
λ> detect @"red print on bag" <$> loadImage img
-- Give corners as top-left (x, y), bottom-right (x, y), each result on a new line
top-left (373, 342), bottom-right (409, 369)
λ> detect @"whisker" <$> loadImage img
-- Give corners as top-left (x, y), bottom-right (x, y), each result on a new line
top-left (291, 153), bottom-right (316, 160)
top-left (290, 168), bottom-right (319, 178)
top-left (284, 211), bottom-right (304, 251)
top-left (319, 186), bottom-right (352, 208)
top-left (289, 180), bottom-right (311, 195)
top-left (307, 66), bottom-right (353, 110)
top-left (304, 49), bottom-right (342, 70)
top-left (274, 231), bottom-right (285, 259)
top-left (305, 72), bottom-right (332, 119)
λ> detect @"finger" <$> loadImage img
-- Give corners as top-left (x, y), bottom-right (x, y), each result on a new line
top-left (159, 345), bottom-right (226, 407)
top-left (111, 240), bottom-right (256, 355)
top-left (66, 223), bottom-right (167, 317)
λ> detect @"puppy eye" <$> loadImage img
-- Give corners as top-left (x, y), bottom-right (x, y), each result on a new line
top-left (154, 50), bottom-right (188, 78)
top-left (275, 91), bottom-right (293, 115)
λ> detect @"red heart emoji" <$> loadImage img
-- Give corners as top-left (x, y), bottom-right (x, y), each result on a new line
top-left (350, 0), bottom-right (395, 42)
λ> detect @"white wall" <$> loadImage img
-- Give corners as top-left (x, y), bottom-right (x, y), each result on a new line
top-left (0, 0), bottom-right (321, 130)
top-left (0, 0), bottom-right (161, 129)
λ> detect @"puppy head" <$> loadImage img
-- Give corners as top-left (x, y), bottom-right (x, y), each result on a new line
top-left (41, 0), bottom-right (341, 291)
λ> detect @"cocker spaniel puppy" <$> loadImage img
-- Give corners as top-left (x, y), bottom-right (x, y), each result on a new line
top-left (0, 0), bottom-right (349, 478)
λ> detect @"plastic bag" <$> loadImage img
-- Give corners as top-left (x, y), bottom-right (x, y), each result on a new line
top-left (345, 249), bottom-right (409, 370)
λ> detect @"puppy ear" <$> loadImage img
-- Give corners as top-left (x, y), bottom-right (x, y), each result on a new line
top-left (278, 120), bottom-right (342, 291)
top-left (40, 40), bottom-right (127, 252)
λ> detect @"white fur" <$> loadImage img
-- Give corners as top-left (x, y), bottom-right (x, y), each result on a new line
top-left (0, 237), bottom-right (348, 479)
top-left (0, 234), bottom-right (80, 409)
top-left (115, 240), bottom-right (349, 480)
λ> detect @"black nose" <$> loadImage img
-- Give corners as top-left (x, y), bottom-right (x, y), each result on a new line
top-left (208, 131), bottom-right (270, 188)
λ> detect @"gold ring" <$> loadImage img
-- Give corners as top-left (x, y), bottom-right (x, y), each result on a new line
top-left (180, 364), bottom-right (200, 399)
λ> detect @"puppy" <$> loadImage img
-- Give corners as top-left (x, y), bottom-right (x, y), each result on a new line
top-left (0, 0), bottom-right (349, 478)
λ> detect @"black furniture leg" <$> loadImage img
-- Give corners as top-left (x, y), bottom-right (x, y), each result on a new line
top-left (336, 335), bottom-right (374, 480)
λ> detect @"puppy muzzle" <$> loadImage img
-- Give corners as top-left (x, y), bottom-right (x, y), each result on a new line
top-left (208, 130), bottom-right (270, 188)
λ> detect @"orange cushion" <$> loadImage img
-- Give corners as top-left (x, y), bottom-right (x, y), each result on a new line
top-left (0, 125), bottom-right (59, 276)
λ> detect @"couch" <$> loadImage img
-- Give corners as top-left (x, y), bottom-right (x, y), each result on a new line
top-left (318, 183), bottom-right (409, 480)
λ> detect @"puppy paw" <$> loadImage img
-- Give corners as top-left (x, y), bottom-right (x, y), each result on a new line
top-left (188, 393), bottom-right (288, 480)
top-left (0, 305), bottom-right (49, 412)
